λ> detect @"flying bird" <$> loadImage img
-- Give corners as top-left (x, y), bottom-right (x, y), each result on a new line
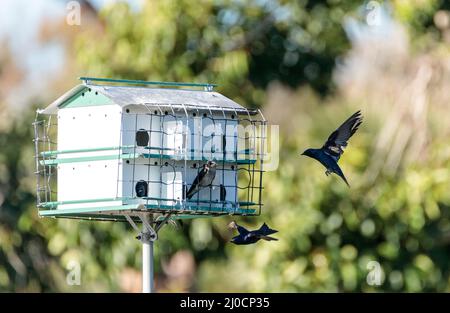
top-left (186, 160), bottom-right (217, 200)
top-left (228, 221), bottom-right (278, 245)
top-left (301, 110), bottom-right (363, 187)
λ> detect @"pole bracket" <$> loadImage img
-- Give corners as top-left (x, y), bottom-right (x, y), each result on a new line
top-left (124, 214), bottom-right (158, 243)
top-left (136, 230), bottom-right (157, 243)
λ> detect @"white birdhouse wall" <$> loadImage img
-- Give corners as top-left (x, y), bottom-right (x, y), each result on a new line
top-left (58, 105), bottom-right (122, 151)
top-left (57, 105), bottom-right (123, 209)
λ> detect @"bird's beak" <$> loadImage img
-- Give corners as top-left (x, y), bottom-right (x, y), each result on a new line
top-left (300, 152), bottom-right (305, 155)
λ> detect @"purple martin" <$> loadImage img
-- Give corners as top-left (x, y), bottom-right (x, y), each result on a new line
top-left (186, 160), bottom-right (217, 200)
top-left (301, 110), bottom-right (363, 187)
top-left (228, 221), bottom-right (278, 245)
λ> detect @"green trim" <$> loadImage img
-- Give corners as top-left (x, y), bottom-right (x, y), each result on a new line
top-left (39, 204), bottom-right (256, 217)
top-left (40, 153), bottom-right (141, 165)
top-left (46, 212), bottom-right (237, 222)
top-left (39, 197), bottom-right (126, 209)
top-left (157, 214), bottom-right (216, 222)
top-left (39, 196), bottom-right (256, 209)
top-left (234, 201), bottom-right (255, 206)
top-left (40, 152), bottom-right (256, 166)
top-left (53, 214), bottom-right (141, 222)
top-left (79, 77), bottom-right (217, 89)
top-left (42, 146), bottom-right (254, 157)
top-left (59, 87), bottom-right (114, 109)
top-left (41, 145), bottom-right (134, 157)
top-left (39, 205), bottom-right (138, 216)
top-left (50, 213), bottom-right (221, 222)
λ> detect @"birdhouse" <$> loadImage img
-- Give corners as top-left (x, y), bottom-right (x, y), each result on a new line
top-left (33, 77), bottom-right (266, 222)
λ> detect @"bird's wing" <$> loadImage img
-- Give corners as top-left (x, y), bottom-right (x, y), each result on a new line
top-left (322, 110), bottom-right (363, 161)
top-left (231, 234), bottom-right (241, 241)
top-left (237, 225), bottom-right (250, 236)
top-left (257, 223), bottom-right (278, 236)
top-left (228, 221), bottom-right (249, 235)
top-left (253, 229), bottom-right (278, 241)
top-left (186, 167), bottom-right (208, 198)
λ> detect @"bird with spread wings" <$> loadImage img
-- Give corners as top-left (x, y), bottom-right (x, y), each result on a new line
top-left (228, 221), bottom-right (278, 245)
top-left (301, 110), bottom-right (363, 187)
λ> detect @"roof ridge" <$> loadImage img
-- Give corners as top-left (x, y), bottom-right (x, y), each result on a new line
top-left (80, 77), bottom-right (217, 91)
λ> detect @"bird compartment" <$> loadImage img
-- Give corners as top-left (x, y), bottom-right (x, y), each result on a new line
top-left (183, 161), bottom-right (238, 210)
top-left (121, 106), bottom-right (248, 163)
top-left (119, 106), bottom-right (261, 211)
top-left (121, 105), bottom-right (162, 155)
top-left (122, 158), bottom-right (238, 212)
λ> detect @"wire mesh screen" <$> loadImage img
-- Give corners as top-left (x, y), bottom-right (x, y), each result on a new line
top-left (120, 104), bottom-right (266, 216)
top-left (33, 103), bottom-right (266, 219)
top-left (33, 116), bottom-right (58, 208)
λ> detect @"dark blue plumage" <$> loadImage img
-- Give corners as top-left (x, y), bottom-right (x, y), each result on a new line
top-left (228, 221), bottom-right (278, 245)
top-left (301, 110), bottom-right (363, 187)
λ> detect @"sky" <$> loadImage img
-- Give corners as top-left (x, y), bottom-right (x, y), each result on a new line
top-left (0, 0), bottom-right (64, 75)
top-left (0, 0), bottom-right (142, 109)
top-left (0, 0), bottom-right (142, 73)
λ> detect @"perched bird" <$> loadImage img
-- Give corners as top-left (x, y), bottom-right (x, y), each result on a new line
top-left (301, 110), bottom-right (363, 187)
top-left (186, 160), bottom-right (217, 200)
top-left (228, 221), bottom-right (278, 245)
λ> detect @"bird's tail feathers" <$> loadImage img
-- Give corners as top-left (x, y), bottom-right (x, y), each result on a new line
top-left (259, 235), bottom-right (278, 241)
top-left (334, 165), bottom-right (350, 187)
top-left (339, 172), bottom-right (350, 187)
top-left (185, 186), bottom-right (198, 199)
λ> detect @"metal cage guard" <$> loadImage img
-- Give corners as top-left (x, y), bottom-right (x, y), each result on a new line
top-left (34, 102), bottom-right (266, 221)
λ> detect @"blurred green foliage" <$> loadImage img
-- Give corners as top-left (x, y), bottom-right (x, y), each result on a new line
top-left (76, 0), bottom-right (362, 101)
top-left (1, 0), bottom-right (450, 292)
top-left (392, 0), bottom-right (450, 47)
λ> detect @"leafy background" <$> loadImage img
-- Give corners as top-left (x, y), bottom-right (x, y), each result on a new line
top-left (1, 0), bottom-right (450, 292)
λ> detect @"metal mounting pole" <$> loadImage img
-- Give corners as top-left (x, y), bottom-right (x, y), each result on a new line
top-left (138, 214), bottom-right (158, 293)
top-left (124, 213), bottom-right (157, 293)
top-left (142, 234), bottom-right (154, 293)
